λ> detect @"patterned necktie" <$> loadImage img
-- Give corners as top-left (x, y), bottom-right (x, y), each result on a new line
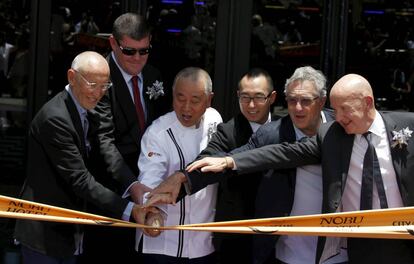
top-left (360, 132), bottom-right (388, 210)
top-left (131, 76), bottom-right (146, 133)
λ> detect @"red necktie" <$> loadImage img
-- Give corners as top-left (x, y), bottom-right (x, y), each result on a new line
top-left (131, 76), bottom-right (146, 133)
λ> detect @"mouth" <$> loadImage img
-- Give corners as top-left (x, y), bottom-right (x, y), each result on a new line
top-left (294, 114), bottom-right (306, 120)
top-left (181, 114), bottom-right (192, 121)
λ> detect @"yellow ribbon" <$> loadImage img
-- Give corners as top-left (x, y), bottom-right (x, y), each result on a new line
top-left (2, 194), bottom-right (414, 239)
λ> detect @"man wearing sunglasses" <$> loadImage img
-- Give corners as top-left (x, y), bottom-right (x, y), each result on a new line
top-left (83, 13), bottom-right (170, 262)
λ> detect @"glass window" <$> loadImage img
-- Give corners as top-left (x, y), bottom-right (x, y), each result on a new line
top-left (250, 0), bottom-right (323, 109)
top-left (347, 0), bottom-right (414, 112)
top-left (147, 0), bottom-right (217, 88)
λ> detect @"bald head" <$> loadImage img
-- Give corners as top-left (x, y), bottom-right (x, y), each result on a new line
top-left (330, 74), bottom-right (373, 100)
top-left (71, 51), bottom-right (110, 75)
top-left (67, 51), bottom-right (111, 110)
top-left (330, 74), bottom-right (377, 135)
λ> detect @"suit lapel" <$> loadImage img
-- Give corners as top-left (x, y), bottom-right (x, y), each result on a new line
top-left (108, 56), bottom-right (142, 146)
top-left (340, 133), bottom-right (354, 193)
top-left (233, 113), bottom-right (253, 147)
top-left (62, 90), bottom-right (88, 157)
top-left (141, 66), bottom-right (158, 124)
top-left (381, 112), bottom-right (404, 197)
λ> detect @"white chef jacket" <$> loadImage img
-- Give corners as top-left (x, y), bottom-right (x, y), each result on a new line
top-left (137, 107), bottom-right (222, 258)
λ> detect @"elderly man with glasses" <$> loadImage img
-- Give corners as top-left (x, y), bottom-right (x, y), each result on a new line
top-left (14, 51), bottom-right (156, 264)
top-left (82, 13), bottom-right (171, 262)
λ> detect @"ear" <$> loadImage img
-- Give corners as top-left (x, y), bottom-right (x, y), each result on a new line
top-left (268, 91), bottom-right (277, 104)
top-left (207, 92), bottom-right (214, 107)
top-left (109, 35), bottom-right (117, 51)
top-left (319, 96), bottom-right (327, 107)
top-left (364, 95), bottom-right (374, 108)
top-left (67, 68), bottom-right (76, 86)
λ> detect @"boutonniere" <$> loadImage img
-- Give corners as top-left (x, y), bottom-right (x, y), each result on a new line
top-left (146, 80), bottom-right (164, 100)
top-left (207, 122), bottom-right (218, 142)
top-left (391, 127), bottom-right (412, 149)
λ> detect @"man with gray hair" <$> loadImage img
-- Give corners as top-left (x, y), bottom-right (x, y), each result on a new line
top-left (137, 67), bottom-right (222, 263)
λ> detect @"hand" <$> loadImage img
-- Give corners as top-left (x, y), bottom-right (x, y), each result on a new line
top-left (143, 212), bottom-right (164, 237)
top-left (129, 182), bottom-right (152, 205)
top-left (186, 157), bottom-right (234, 173)
top-left (145, 193), bottom-right (175, 207)
top-left (146, 172), bottom-right (187, 205)
top-left (131, 204), bottom-right (159, 225)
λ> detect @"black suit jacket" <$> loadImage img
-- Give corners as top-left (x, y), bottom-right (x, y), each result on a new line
top-left (14, 90), bottom-right (131, 258)
top-left (95, 55), bottom-right (171, 179)
top-left (231, 111), bottom-right (414, 264)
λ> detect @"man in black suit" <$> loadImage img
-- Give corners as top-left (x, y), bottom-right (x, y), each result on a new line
top-left (83, 13), bottom-right (170, 261)
top-left (14, 51), bottom-right (155, 263)
top-left (188, 74), bottom-right (414, 264)
top-left (101, 12), bottom-right (170, 179)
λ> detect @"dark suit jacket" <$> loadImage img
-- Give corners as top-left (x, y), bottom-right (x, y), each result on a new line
top-left (94, 56), bottom-right (171, 179)
top-left (231, 111), bottom-right (414, 264)
top-left (14, 90), bottom-right (131, 258)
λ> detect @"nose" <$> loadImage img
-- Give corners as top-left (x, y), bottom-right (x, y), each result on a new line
top-left (248, 99), bottom-right (256, 108)
top-left (183, 101), bottom-right (191, 111)
top-left (294, 101), bottom-right (303, 110)
top-left (92, 87), bottom-right (105, 98)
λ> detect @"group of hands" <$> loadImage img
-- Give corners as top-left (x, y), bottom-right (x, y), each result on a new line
top-left (127, 156), bottom-right (233, 237)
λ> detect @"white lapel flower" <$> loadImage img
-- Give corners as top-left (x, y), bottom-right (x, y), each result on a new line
top-left (207, 122), bottom-right (218, 142)
top-left (391, 127), bottom-right (412, 149)
top-left (146, 80), bottom-right (164, 100)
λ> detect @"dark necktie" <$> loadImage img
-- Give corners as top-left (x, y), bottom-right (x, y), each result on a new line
top-left (82, 112), bottom-right (90, 154)
top-left (131, 76), bottom-right (146, 133)
top-left (360, 132), bottom-right (388, 210)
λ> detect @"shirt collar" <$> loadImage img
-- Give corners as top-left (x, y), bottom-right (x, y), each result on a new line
top-left (357, 110), bottom-right (385, 143)
top-left (293, 111), bottom-right (327, 141)
top-left (249, 112), bottom-right (271, 133)
top-left (65, 84), bottom-right (87, 117)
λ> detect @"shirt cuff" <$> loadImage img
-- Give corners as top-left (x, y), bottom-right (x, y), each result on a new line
top-left (122, 201), bottom-right (134, 221)
top-left (122, 181), bottom-right (139, 198)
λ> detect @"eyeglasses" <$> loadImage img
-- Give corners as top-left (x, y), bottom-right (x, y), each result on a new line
top-left (285, 96), bottom-right (319, 107)
top-left (116, 39), bottom-right (152, 56)
top-left (239, 94), bottom-right (271, 104)
top-left (74, 70), bottom-right (112, 91)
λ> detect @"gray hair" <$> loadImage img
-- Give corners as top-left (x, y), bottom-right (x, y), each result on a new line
top-left (172, 67), bottom-right (212, 95)
top-left (284, 66), bottom-right (327, 97)
top-left (112, 13), bottom-right (151, 41)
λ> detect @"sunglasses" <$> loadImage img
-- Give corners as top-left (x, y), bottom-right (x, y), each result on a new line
top-left (115, 39), bottom-right (152, 56)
